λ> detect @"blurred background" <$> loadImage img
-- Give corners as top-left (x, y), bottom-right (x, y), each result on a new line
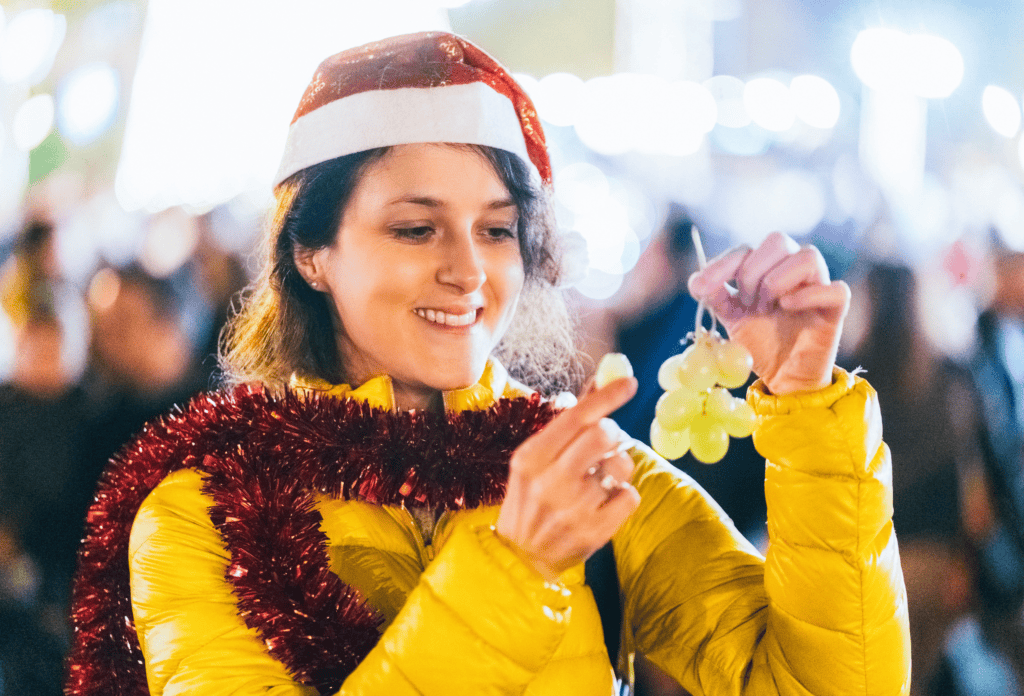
top-left (0, 0), bottom-right (1023, 694)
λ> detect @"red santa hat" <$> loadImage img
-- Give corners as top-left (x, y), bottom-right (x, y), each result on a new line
top-left (274, 31), bottom-right (552, 188)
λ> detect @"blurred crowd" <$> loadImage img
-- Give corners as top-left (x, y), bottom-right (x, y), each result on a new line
top-left (0, 212), bottom-right (248, 694)
top-left (0, 204), bottom-right (1022, 696)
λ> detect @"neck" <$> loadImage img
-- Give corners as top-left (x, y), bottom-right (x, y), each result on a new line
top-left (392, 383), bottom-right (444, 412)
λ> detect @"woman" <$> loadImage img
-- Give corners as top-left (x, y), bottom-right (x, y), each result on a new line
top-left (66, 32), bottom-right (909, 695)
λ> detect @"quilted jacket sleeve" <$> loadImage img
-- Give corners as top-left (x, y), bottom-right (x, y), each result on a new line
top-left (129, 471), bottom-right (571, 696)
top-left (616, 368), bottom-right (910, 696)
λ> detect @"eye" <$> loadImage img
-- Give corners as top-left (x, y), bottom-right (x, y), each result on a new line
top-left (484, 226), bottom-right (517, 241)
top-left (392, 226), bottom-right (433, 241)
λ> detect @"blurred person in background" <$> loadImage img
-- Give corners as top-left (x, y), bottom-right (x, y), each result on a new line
top-left (65, 31), bottom-right (908, 696)
top-left (81, 264), bottom-right (210, 500)
top-left (934, 239), bottom-right (1024, 695)
top-left (0, 218), bottom-right (87, 695)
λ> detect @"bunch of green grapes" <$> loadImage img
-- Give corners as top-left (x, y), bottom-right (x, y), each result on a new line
top-left (651, 329), bottom-right (756, 464)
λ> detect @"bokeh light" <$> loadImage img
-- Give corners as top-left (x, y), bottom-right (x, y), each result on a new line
top-left (574, 268), bottom-right (624, 301)
top-left (743, 77), bottom-right (795, 132)
top-left (982, 85), bottom-right (1021, 138)
top-left (533, 72), bottom-right (585, 127)
top-left (721, 169), bottom-right (826, 245)
top-left (0, 8), bottom-right (66, 85)
top-left (790, 75), bottom-right (841, 129)
top-left (57, 63), bottom-right (120, 147)
top-left (574, 74), bottom-right (641, 156)
top-left (115, 0), bottom-right (450, 213)
top-left (12, 94), bottom-right (55, 151)
top-left (851, 27), bottom-right (963, 99)
top-left (704, 75), bottom-right (750, 128)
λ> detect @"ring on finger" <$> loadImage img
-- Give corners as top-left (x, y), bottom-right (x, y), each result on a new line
top-left (598, 473), bottom-right (621, 493)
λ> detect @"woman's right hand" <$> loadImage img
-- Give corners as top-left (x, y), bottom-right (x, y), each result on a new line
top-left (496, 377), bottom-right (641, 581)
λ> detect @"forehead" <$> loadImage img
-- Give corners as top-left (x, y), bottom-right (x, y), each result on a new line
top-left (353, 143), bottom-right (510, 201)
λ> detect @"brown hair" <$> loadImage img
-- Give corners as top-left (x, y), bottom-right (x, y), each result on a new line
top-left (219, 145), bottom-right (583, 395)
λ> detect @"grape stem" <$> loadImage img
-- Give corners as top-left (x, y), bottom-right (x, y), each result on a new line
top-left (690, 226), bottom-right (719, 342)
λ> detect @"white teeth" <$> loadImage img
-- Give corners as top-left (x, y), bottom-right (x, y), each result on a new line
top-left (415, 308), bottom-right (476, 326)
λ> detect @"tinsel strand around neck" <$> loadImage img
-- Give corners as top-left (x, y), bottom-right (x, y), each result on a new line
top-left (65, 384), bottom-right (558, 695)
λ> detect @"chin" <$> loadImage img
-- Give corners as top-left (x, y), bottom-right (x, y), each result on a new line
top-left (424, 359), bottom-right (487, 392)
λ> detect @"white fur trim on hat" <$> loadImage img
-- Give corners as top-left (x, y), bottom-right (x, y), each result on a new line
top-left (273, 82), bottom-right (537, 187)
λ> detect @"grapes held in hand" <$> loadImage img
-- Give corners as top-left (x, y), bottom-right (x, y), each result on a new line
top-left (648, 329), bottom-right (756, 463)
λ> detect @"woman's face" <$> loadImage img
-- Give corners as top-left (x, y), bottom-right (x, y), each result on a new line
top-left (304, 144), bottom-right (525, 408)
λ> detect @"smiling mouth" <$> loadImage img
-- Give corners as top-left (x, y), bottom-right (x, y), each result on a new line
top-left (413, 308), bottom-right (481, 327)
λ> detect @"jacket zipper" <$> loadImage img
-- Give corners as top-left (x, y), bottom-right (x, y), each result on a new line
top-left (399, 507), bottom-right (447, 566)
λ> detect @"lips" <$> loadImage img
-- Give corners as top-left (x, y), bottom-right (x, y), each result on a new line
top-left (413, 307), bottom-right (481, 327)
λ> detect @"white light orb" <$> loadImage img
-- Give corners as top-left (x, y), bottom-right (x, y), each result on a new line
top-left (790, 74), bottom-right (841, 129)
top-left (575, 75), bottom-right (638, 156)
top-left (57, 63), bottom-right (120, 146)
top-left (534, 72), bottom-right (585, 127)
top-left (12, 94), bottom-right (55, 150)
top-left (670, 80), bottom-right (718, 136)
top-left (554, 162), bottom-right (610, 213)
top-left (851, 27), bottom-right (909, 93)
top-left (704, 75), bottom-right (750, 128)
top-left (636, 80), bottom-right (713, 157)
top-left (512, 73), bottom-right (540, 102)
top-left (140, 210), bottom-right (200, 278)
top-left (907, 33), bottom-right (963, 99)
top-left (851, 27), bottom-right (963, 98)
top-left (982, 85), bottom-right (1021, 138)
top-left (0, 9), bottom-right (66, 85)
top-left (573, 201), bottom-right (636, 275)
top-left (574, 267), bottom-right (624, 301)
top-left (743, 77), bottom-right (794, 132)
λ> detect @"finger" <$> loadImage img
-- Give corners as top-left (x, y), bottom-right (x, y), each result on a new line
top-left (521, 378), bottom-right (637, 463)
top-left (556, 418), bottom-right (624, 480)
top-left (580, 376), bottom-right (597, 397)
top-left (735, 232), bottom-right (801, 308)
top-left (688, 244), bottom-right (751, 300)
top-left (777, 280), bottom-right (851, 313)
top-left (595, 481), bottom-right (641, 523)
top-left (574, 448), bottom-right (636, 516)
top-left (596, 451), bottom-right (635, 486)
top-left (699, 281), bottom-right (747, 325)
top-left (759, 246), bottom-right (831, 313)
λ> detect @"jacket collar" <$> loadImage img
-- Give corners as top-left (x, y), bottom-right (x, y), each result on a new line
top-left (290, 357), bottom-right (529, 413)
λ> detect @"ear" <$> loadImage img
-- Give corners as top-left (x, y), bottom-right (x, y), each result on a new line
top-left (293, 245), bottom-right (328, 292)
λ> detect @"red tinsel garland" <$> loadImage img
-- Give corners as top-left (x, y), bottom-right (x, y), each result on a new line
top-left (65, 384), bottom-right (558, 696)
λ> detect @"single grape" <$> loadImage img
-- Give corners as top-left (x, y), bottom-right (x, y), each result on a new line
top-left (657, 353), bottom-right (687, 391)
top-left (688, 414), bottom-right (730, 464)
top-left (650, 420), bottom-right (690, 460)
top-left (723, 398), bottom-right (756, 438)
top-left (704, 387), bottom-right (734, 421)
top-left (714, 340), bottom-right (753, 389)
top-left (655, 386), bottom-right (703, 430)
top-left (678, 342), bottom-right (718, 391)
top-left (595, 352), bottom-right (634, 388)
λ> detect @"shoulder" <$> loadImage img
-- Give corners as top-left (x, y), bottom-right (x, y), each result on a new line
top-left (129, 469), bottom-right (223, 561)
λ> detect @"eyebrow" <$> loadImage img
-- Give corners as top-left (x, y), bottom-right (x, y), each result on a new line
top-left (385, 195), bottom-right (517, 210)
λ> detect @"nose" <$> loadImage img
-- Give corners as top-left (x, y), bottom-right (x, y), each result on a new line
top-left (436, 229), bottom-right (486, 293)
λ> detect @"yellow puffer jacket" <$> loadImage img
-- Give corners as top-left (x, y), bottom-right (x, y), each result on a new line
top-left (128, 361), bottom-right (910, 695)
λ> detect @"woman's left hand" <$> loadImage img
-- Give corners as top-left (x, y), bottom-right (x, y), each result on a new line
top-left (687, 231), bottom-right (851, 395)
